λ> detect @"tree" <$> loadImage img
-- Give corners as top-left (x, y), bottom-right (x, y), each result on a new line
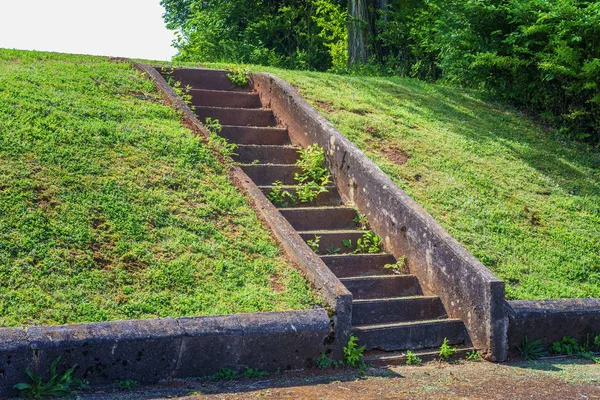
top-left (347, 0), bottom-right (371, 66)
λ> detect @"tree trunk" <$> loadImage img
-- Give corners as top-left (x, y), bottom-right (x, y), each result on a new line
top-left (347, 0), bottom-right (371, 66)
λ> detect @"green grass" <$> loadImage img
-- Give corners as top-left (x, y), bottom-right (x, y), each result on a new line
top-left (0, 49), bottom-right (317, 327)
top-left (170, 60), bottom-right (600, 300)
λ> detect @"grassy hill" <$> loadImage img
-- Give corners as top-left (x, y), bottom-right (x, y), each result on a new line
top-left (0, 49), bottom-right (316, 327)
top-left (177, 61), bottom-right (599, 300)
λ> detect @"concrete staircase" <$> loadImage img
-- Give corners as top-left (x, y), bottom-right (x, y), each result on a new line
top-left (165, 68), bottom-right (474, 363)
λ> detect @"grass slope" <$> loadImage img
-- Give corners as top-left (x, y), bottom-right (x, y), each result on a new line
top-left (178, 61), bottom-right (599, 300)
top-left (0, 49), bottom-right (316, 327)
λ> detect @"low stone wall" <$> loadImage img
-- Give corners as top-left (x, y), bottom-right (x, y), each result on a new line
top-left (252, 72), bottom-right (508, 361)
top-left (0, 310), bottom-right (330, 397)
top-left (506, 299), bottom-right (600, 357)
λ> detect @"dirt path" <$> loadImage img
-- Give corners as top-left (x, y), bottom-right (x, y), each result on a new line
top-left (74, 359), bottom-right (600, 400)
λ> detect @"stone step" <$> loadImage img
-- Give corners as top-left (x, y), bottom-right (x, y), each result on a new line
top-left (166, 68), bottom-right (252, 92)
top-left (299, 230), bottom-right (365, 255)
top-left (320, 254), bottom-right (398, 278)
top-left (280, 207), bottom-right (358, 231)
top-left (221, 126), bottom-right (290, 146)
top-left (233, 145), bottom-right (299, 165)
top-left (340, 275), bottom-right (420, 300)
top-left (190, 89), bottom-right (261, 108)
top-left (364, 345), bottom-right (477, 366)
top-left (352, 296), bottom-right (445, 325)
top-left (258, 186), bottom-right (342, 207)
top-left (196, 106), bottom-right (276, 127)
top-left (240, 164), bottom-right (300, 186)
top-left (352, 319), bottom-right (466, 351)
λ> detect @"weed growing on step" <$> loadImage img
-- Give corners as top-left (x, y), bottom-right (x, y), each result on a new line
top-left (344, 334), bottom-right (366, 369)
top-left (307, 235), bottom-right (321, 253)
top-left (551, 336), bottom-right (580, 356)
top-left (161, 66), bottom-right (195, 112)
top-left (384, 256), bottom-right (408, 274)
top-left (325, 245), bottom-right (341, 254)
top-left (518, 336), bottom-right (547, 360)
top-left (466, 350), bottom-right (482, 361)
top-left (227, 68), bottom-right (250, 86)
top-left (354, 231), bottom-right (383, 254)
top-left (206, 368), bottom-right (238, 381)
top-left (204, 117), bottom-right (238, 158)
top-left (316, 353), bottom-right (344, 369)
top-left (116, 379), bottom-right (138, 390)
top-left (268, 181), bottom-right (297, 207)
top-left (439, 338), bottom-right (457, 361)
top-left (405, 350), bottom-right (422, 365)
top-left (353, 212), bottom-right (369, 230)
top-left (14, 356), bottom-right (82, 398)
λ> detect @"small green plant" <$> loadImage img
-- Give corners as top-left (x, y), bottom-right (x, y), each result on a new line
top-left (344, 334), bottom-right (366, 367)
top-left (342, 239), bottom-right (353, 249)
top-left (205, 117), bottom-right (237, 157)
top-left (518, 336), bottom-right (547, 360)
top-left (162, 67), bottom-right (195, 111)
top-left (439, 338), bottom-right (457, 361)
top-left (354, 231), bottom-right (383, 254)
top-left (268, 181), bottom-right (297, 207)
top-left (593, 334), bottom-right (600, 351)
top-left (316, 353), bottom-right (345, 369)
top-left (116, 379), bottom-right (138, 390)
top-left (325, 245), bottom-right (341, 254)
top-left (466, 350), bottom-right (482, 361)
top-left (293, 144), bottom-right (331, 204)
top-left (307, 235), bottom-right (321, 253)
top-left (551, 336), bottom-right (580, 356)
top-left (353, 212), bottom-right (369, 230)
top-left (243, 366), bottom-right (269, 379)
top-left (227, 68), bottom-right (250, 86)
top-left (405, 350), bottom-right (422, 365)
top-left (296, 179), bottom-right (330, 203)
top-left (14, 355), bottom-right (78, 399)
top-left (206, 368), bottom-right (238, 381)
top-left (384, 256), bottom-right (408, 274)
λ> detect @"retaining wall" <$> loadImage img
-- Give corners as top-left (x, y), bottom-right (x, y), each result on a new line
top-left (252, 72), bottom-right (508, 361)
top-left (506, 299), bottom-right (600, 357)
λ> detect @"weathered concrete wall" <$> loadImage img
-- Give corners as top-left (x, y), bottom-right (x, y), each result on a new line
top-left (506, 299), bottom-right (600, 357)
top-left (0, 310), bottom-right (329, 397)
top-left (252, 73), bottom-right (508, 361)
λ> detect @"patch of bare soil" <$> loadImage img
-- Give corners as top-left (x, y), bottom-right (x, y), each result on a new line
top-left (74, 359), bottom-right (600, 400)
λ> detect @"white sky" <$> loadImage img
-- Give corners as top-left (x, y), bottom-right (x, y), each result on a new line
top-left (0, 0), bottom-right (177, 61)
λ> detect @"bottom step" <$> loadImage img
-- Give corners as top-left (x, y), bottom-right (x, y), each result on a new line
top-left (364, 346), bottom-right (478, 366)
top-left (352, 319), bottom-right (466, 351)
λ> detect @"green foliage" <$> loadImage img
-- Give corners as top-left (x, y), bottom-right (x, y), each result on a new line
top-left (342, 239), bottom-right (353, 249)
top-left (116, 379), bottom-right (138, 390)
top-left (316, 353), bottom-right (344, 369)
top-left (243, 366), bottom-right (269, 379)
top-left (405, 350), bottom-right (422, 365)
top-left (268, 181), bottom-right (297, 207)
top-left (353, 212), bottom-right (369, 230)
top-left (325, 245), bottom-right (341, 255)
top-left (551, 336), bottom-right (581, 356)
top-left (14, 356), bottom-right (78, 399)
top-left (354, 231), bottom-right (383, 254)
top-left (384, 256), bottom-right (407, 274)
top-left (518, 336), bottom-right (548, 360)
top-left (439, 338), bottom-right (457, 361)
top-left (227, 68), bottom-right (250, 86)
top-left (343, 334), bottom-right (366, 367)
top-left (203, 117), bottom-right (238, 158)
top-left (307, 235), bottom-right (321, 253)
top-left (206, 368), bottom-right (238, 381)
top-left (0, 49), bottom-right (316, 326)
top-left (594, 334), bottom-right (600, 351)
top-left (466, 350), bottom-right (482, 362)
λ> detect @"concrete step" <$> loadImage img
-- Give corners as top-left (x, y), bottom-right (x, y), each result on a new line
top-left (364, 346), bottom-right (476, 366)
top-left (233, 145), bottom-right (299, 165)
top-left (196, 106), bottom-right (276, 127)
top-left (221, 126), bottom-right (290, 146)
top-left (165, 68), bottom-right (251, 92)
top-left (258, 186), bottom-right (342, 207)
top-left (352, 296), bottom-right (445, 325)
top-left (352, 319), bottom-right (466, 351)
top-left (190, 89), bottom-right (261, 108)
top-left (240, 164), bottom-right (300, 186)
top-left (340, 275), bottom-right (420, 300)
top-left (299, 230), bottom-right (365, 255)
top-left (320, 254), bottom-right (398, 278)
top-left (280, 207), bottom-right (358, 231)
